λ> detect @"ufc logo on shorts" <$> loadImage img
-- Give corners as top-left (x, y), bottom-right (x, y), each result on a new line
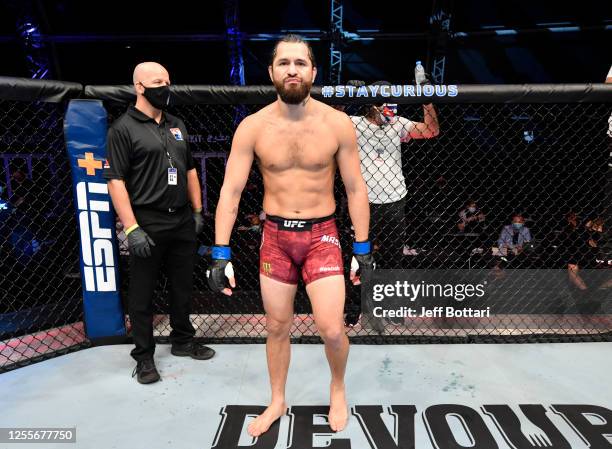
top-left (283, 220), bottom-right (306, 228)
top-left (76, 181), bottom-right (116, 292)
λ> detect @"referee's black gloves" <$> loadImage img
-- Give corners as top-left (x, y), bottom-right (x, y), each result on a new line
top-left (126, 225), bottom-right (156, 258)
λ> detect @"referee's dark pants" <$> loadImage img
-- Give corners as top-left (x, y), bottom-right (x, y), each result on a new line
top-left (128, 218), bottom-right (196, 361)
top-left (370, 197), bottom-right (406, 269)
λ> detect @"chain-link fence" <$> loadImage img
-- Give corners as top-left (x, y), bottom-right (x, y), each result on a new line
top-left (0, 98), bottom-right (87, 372)
top-left (1, 81), bottom-right (611, 373)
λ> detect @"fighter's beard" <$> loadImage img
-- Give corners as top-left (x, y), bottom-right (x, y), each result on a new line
top-left (274, 79), bottom-right (312, 105)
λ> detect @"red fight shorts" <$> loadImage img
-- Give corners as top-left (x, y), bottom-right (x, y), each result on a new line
top-left (259, 215), bottom-right (344, 285)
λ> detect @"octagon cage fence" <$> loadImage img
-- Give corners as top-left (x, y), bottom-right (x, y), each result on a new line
top-left (0, 77), bottom-right (611, 373)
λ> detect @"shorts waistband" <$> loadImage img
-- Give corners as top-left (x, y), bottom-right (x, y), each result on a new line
top-left (266, 214), bottom-right (335, 225)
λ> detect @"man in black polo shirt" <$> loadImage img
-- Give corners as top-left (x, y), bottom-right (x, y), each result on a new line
top-left (104, 62), bottom-right (215, 384)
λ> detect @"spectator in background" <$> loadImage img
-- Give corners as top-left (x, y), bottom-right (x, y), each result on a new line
top-left (10, 168), bottom-right (31, 208)
top-left (498, 214), bottom-right (532, 256)
top-left (558, 211), bottom-right (588, 286)
top-left (555, 211), bottom-right (585, 260)
top-left (237, 212), bottom-right (264, 233)
top-left (585, 217), bottom-right (605, 250)
top-left (564, 211), bottom-right (580, 233)
top-left (237, 212), bottom-right (265, 252)
top-left (566, 216), bottom-right (605, 291)
top-left (457, 199), bottom-right (486, 234)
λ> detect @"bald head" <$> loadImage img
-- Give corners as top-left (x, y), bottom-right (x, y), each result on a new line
top-left (133, 62), bottom-right (170, 87)
top-left (133, 62), bottom-right (171, 110)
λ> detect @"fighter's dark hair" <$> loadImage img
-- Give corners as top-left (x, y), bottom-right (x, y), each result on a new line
top-left (269, 34), bottom-right (316, 67)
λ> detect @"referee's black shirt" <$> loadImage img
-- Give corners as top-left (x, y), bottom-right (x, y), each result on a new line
top-left (103, 105), bottom-right (195, 232)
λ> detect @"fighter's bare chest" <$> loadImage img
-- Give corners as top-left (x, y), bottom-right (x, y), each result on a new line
top-left (255, 123), bottom-right (338, 172)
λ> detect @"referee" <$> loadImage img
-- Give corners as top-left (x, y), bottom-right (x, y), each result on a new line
top-left (104, 62), bottom-right (214, 384)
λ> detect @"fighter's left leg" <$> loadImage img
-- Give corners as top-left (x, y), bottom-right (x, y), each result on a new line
top-left (306, 275), bottom-right (349, 432)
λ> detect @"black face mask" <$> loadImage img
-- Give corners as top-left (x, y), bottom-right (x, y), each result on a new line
top-left (140, 83), bottom-right (170, 110)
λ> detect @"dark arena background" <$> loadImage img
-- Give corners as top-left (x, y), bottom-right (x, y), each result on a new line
top-left (0, 1), bottom-right (611, 449)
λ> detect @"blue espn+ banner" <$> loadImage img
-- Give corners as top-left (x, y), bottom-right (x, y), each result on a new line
top-left (64, 100), bottom-right (125, 340)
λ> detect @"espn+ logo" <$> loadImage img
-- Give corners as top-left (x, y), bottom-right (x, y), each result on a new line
top-left (76, 181), bottom-right (116, 292)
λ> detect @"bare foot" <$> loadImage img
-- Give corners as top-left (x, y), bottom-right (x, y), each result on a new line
top-left (248, 401), bottom-right (287, 437)
top-left (328, 383), bottom-right (348, 432)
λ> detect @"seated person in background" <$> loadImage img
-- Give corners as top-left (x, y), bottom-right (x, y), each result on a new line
top-left (555, 211), bottom-right (585, 250)
top-left (567, 217), bottom-right (610, 299)
top-left (237, 212), bottom-right (265, 251)
top-left (497, 214), bottom-right (532, 256)
top-left (585, 217), bottom-right (605, 250)
top-left (457, 199), bottom-right (486, 233)
top-left (560, 212), bottom-right (591, 290)
top-left (9, 169), bottom-right (31, 209)
top-left (237, 212), bottom-right (264, 233)
top-left (564, 211), bottom-right (579, 232)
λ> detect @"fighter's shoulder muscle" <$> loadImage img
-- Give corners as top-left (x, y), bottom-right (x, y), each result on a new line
top-left (236, 106), bottom-right (274, 137)
top-left (316, 101), bottom-right (355, 139)
top-left (232, 111), bottom-right (264, 148)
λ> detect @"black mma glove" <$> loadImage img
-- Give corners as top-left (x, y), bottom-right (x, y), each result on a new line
top-left (206, 245), bottom-right (236, 295)
top-left (350, 241), bottom-right (376, 286)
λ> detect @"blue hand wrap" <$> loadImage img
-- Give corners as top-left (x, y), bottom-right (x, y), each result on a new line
top-left (353, 241), bottom-right (371, 255)
top-left (212, 246), bottom-right (231, 260)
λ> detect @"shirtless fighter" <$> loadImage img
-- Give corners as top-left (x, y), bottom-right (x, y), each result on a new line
top-left (206, 34), bottom-right (373, 436)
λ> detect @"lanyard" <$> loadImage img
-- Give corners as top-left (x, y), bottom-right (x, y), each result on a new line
top-left (166, 149), bottom-right (175, 169)
top-left (143, 118), bottom-right (175, 169)
top-left (154, 121), bottom-right (174, 169)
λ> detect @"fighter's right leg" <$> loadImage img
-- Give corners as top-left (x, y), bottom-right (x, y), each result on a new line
top-left (247, 275), bottom-right (297, 437)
